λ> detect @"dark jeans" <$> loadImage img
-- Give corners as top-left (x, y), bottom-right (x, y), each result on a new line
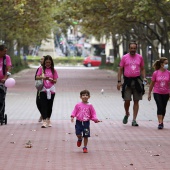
top-left (153, 93), bottom-right (169, 116)
top-left (40, 92), bottom-right (55, 119)
top-left (75, 120), bottom-right (90, 137)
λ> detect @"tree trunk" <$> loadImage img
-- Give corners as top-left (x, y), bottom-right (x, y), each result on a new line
top-left (6, 40), bottom-right (14, 57)
top-left (164, 40), bottom-right (170, 61)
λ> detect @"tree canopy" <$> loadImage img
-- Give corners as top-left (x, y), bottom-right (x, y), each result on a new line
top-left (0, 0), bottom-right (58, 55)
top-left (1, 0), bottom-right (170, 61)
top-left (55, 0), bottom-right (170, 60)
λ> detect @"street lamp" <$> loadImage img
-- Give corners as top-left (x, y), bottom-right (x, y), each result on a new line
top-left (148, 46), bottom-right (153, 69)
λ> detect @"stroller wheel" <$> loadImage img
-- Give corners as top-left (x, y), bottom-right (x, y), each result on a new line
top-left (4, 114), bottom-right (7, 125)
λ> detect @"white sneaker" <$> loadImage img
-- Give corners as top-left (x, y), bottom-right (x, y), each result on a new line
top-left (38, 116), bottom-right (42, 122)
top-left (47, 119), bottom-right (52, 127)
top-left (41, 120), bottom-right (47, 128)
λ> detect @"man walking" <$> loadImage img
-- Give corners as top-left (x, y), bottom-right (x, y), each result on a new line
top-left (117, 42), bottom-right (147, 126)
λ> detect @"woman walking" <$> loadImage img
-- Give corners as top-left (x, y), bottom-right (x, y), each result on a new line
top-left (148, 57), bottom-right (170, 129)
top-left (36, 55), bottom-right (58, 128)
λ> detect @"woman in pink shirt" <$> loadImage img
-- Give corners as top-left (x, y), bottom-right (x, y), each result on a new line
top-left (36, 55), bottom-right (58, 128)
top-left (148, 57), bottom-right (170, 129)
top-left (71, 90), bottom-right (100, 153)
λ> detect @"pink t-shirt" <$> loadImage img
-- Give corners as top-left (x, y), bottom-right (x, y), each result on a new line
top-left (37, 67), bottom-right (58, 89)
top-left (152, 70), bottom-right (170, 94)
top-left (71, 102), bottom-right (98, 122)
top-left (0, 55), bottom-right (12, 80)
top-left (119, 53), bottom-right (144, 77)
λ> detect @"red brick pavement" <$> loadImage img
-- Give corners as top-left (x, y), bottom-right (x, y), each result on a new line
top-left (0, 67), bottom-right (170, 170)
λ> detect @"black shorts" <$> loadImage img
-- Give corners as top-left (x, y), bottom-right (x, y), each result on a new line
top-left (75, 120), bottom-right (90, 137)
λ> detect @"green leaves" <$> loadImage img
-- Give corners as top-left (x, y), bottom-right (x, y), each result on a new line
top-left (0, 0), bottom-right (58, 46)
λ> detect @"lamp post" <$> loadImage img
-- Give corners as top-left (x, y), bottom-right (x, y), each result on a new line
top-left (114, 34), bottom-right (119, 58)
top-left (148, 46), bottom-right (153, 69)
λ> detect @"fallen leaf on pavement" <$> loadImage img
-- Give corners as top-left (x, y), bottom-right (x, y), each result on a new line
top-left (66, 132), bottom-right (72, 134)
top-left (25, 140), bottom-right (32, 148)
top-left (153, 154), bottom-right (160, 156)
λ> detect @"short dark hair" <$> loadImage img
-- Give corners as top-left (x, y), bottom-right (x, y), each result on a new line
top-left (80, 90), bottom-right (90, 96)
top-left (129, 41), bottom-right (137, 48)
top-left (0, 44), bottom-right (7, 51)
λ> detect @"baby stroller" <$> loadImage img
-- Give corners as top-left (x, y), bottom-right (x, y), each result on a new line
top-left (0, 83), bottom-right (7, 125)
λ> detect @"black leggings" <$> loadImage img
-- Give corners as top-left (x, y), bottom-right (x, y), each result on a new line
top-left (153, 93), bottom-right (169, 116)
top-left (36, 91), bottom-right (41, 113)
top-left (40, 92), bottom-right (55, 119)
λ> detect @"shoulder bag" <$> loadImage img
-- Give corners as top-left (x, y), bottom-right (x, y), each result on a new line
top-left (35, 68), bottom-right (44, 90)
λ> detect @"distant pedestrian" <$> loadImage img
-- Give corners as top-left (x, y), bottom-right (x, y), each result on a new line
top-left (117, 42), bottom-right (147, 126)
top-left (71, 90), bottom-right (101, 153)
top-left (36, 55), bottom-right (58, 128)
top-left (23, 53), bottom-right (27, 62)
top-left (148, 57), bottom-right (170, 129)
top-left (35, 56), bottom-right (45, 122)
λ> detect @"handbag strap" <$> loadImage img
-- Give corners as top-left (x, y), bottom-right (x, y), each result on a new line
top-left (42, 68), bottom-right (44, 77)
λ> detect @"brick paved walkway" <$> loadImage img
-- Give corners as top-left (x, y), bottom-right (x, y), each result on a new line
top-left (0, 66), bottom-right (170, 170)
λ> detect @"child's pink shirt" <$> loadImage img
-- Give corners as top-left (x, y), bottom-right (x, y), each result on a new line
top-left (37, 67), bottom-right (58, 89)
top-left (71, 102), bottom-right (98, 122)
top-left (0, 55), bottom-right (12, 80)
top-left (119, 53), bottom-right (144, 77)
top-left (152, 70), bottom-right (170, 94)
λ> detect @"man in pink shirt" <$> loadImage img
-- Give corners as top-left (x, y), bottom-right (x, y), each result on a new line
top-left (117, 42), bottom-right (147, 126)
top-left (0, 44), bottom-right (12, 123)
top-left (71, 90), bottom-right (100, 153)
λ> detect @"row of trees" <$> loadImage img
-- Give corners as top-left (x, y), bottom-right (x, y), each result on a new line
top-left (1, 0), bottom-right (170, 70)
top-left (55, 0), bottom-right (170, 69)
top-left (0, 0), bottom-right (58, 68)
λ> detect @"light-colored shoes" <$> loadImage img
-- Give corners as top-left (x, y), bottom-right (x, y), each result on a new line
top-left (46, 119), bottom-right (52, 127)
top-left (38, 116), bottom-right (42, 122)
top-left (41, 120), bottom-right (47, 128)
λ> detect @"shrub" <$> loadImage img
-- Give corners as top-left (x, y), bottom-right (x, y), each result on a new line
top-left (112, 57), bottom-right (120, 72)
top-left (26, 56), bottom-right (84, 65)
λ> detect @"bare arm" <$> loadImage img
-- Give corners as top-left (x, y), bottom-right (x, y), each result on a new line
top-left (141, 66), bottom-right (147, 81)
top-left (49, 78), bottom-right (57, 84)
top-left (148, 81), bottom-right (155, 101)
top-left (36, 75), bottom-right (43, 80)
top-left (0, 66), bottom-right (12, 83)
top-left (117, 67), bottom-right (123, 90)
top-left (7, 65), bottom-right (12, 73)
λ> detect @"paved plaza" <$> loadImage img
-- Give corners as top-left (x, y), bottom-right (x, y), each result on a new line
top-left (0, 66), bottom-right (170, 170)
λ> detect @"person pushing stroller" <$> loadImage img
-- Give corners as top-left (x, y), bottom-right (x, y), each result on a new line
top-left (0, 45), bottom-right (12, 125)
